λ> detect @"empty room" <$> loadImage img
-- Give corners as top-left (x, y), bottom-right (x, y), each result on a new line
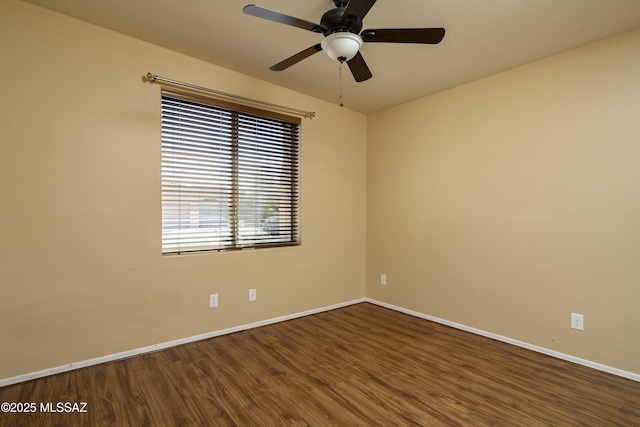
top-left (1, 0), bottom-right (640, 425)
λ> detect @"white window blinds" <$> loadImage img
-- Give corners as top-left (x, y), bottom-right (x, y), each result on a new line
top-left (161, 89), bottom-right (301, 254)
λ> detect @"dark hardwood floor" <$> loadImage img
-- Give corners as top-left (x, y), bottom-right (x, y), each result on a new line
top-left (1, 302), bottom-right (639, 426)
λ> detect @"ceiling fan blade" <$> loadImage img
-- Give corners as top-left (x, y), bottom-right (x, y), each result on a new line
top-left (341, 0), bottom-right (377, 26)
top-left (347, 52), bottom-right (372, 82)
top-left (361, 28), bottom-right (445, 44)
top-left (243, 4), bottom-right (327, 33)
top-left (270, 44), bottom-right (323, 71)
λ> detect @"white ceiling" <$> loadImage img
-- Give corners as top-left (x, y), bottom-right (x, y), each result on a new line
top-left (24, 0), bottom-right (640, 114)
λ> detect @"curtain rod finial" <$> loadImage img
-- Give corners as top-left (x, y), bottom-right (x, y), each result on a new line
top-left (146, 72), bottom-right (157, 83)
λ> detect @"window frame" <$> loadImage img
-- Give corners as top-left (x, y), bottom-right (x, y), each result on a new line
top-left (160, 88), bottom-right (301, 255)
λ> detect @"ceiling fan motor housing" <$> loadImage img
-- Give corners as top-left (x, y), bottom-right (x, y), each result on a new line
top-left (321, 6), bottom-right (363, 35)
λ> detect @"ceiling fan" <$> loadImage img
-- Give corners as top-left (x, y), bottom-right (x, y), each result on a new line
top-left (243, 0), bottom-right (445, 82)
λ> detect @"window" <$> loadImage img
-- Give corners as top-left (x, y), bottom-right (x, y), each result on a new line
top-left (160, 89), bottom-right (301, 254)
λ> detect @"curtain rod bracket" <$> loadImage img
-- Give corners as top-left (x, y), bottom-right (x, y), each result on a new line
top-left (146, 72), bottom-right (158, 84)
top-left (144, 72), bottom-right (315, 119)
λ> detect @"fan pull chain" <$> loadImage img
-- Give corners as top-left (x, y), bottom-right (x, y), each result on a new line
top-left (338, 60), bottom-right (344, 107)
top-left (338, 63), bottom-right (344, 107)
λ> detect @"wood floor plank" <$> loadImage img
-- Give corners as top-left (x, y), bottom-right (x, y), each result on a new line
top-left (1, 302), bottom-right (639, 426)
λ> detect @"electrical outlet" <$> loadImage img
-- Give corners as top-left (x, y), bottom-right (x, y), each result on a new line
top-left (380, 274), bottom-right (387, 285)
top-left (209, 293), bottom-right (219, 308)
top-left (249, 289), bottom-right (256, 302)
top-left (571, 313), bottom-right (584, 330)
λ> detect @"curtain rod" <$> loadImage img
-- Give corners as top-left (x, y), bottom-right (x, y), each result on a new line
top-left (145, 73), bottom-right (315, 119)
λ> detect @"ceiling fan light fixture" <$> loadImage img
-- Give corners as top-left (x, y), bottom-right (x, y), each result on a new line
top-left (321, 32), bottom-right (363, 62)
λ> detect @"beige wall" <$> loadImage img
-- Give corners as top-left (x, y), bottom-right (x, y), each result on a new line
top-left (367, 29), bottom-right (640, 374)
top-left (0, 1), bottom-right (366, 379)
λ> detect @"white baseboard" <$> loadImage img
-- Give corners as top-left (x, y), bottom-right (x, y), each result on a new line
top-left (4, 297), bottom-right (636, 387)
top-left (365, 298), bottom-right (640, 383)
top-left (0, 298), bottom-right (366, 387)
